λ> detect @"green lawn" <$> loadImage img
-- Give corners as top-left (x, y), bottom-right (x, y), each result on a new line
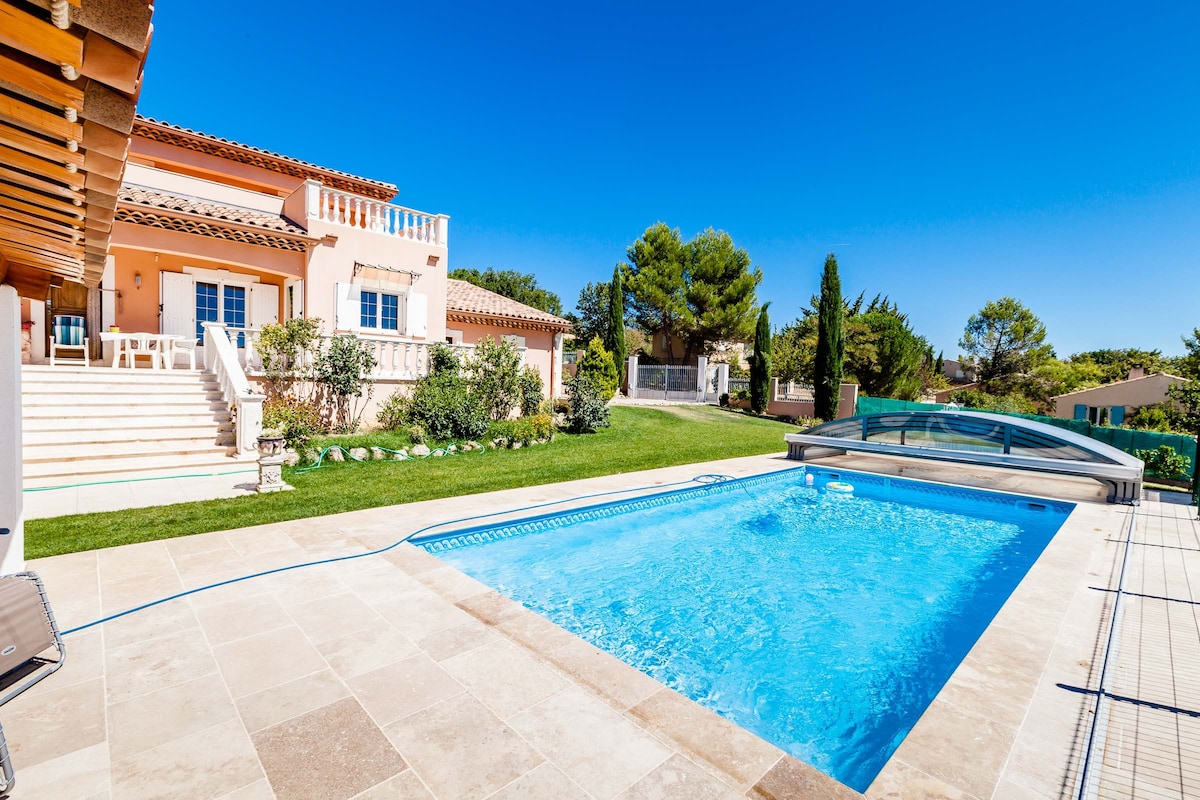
top-left (26, 406), bottom-right (795, 559)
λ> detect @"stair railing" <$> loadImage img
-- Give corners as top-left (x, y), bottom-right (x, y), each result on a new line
top-left (202, 322), bottom-right (265, 458)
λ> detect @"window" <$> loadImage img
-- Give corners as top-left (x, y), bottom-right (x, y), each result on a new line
top-left (360, 290), bottom-right (403, 331)
top-left (224, 285), bottom-right (246, 347)
top-left (196, 282), bottom-right (218, 344)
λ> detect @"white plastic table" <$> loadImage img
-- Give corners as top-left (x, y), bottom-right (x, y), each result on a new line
top-left (99, 332), bottom-right (184, 369)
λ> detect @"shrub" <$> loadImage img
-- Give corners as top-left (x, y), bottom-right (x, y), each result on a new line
top-left (467, 337), bottom-right (523, 420)
top-left (314, 335), bottom-right (378, 432)
top-left (1134, 445), bottom-right (1191, 480)
top-left (407, 424), bottom-right (427, 445)
top-left (262, 396), bottom-right (325, 446)
top-left (490, 413), bottom-right (554, 445)
top-left (576, 337), bottom-right (618, 400)
top-left (946, 388), bottom-right (1037, 415)
top-left (731, 388), bottom-right (751, 402)
top-left (406, 370), bottom-right (489, 441)
top-left (256, 317), bottom-right (322, 397)
top-left (517, 366), bottom-right (544, 417)
top-left (564, 373), bottom-right (611, 433)
top-left (376, 391), bottom-right (408, 431)
top-left (1126, 403), bottom-right (1184, 433)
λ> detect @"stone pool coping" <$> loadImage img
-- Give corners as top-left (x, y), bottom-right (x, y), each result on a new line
top-left (6, 452), bottom-right (1133, 799)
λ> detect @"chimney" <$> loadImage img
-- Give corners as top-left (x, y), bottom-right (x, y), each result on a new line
top-left (1128, 366), bottom-right (1145, 380)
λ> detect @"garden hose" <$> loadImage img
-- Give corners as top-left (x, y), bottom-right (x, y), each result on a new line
top-left (294, 441), bottom-right (485, 473)
top-left (58, 471), bottom-right (737, 636)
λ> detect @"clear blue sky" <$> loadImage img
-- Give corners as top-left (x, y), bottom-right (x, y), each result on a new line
top-left (138, 1), bottom-right (1200, 358)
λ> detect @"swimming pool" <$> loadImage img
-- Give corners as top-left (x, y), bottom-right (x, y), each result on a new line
top-left (418, 466), bottom-right (1073, 791)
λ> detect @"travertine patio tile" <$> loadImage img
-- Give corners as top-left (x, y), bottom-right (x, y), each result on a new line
top-left (964, 619), bottom-right (1055, 680)
top-left (99, 570), bottom-right (185, 614)
top-left (36, 564), bottom-right (100, 631)
top-left (617, 753), bottom-right (743, 799)
top-left (110, 718), bottom-right (263, 800)
top-left (630, 688), bottom-right (781, 789)
top-left (101, 596), bottom-right (198, 649)
top-left (381, 544), bottom-right (446, 576)
top-left (225, 527), bottom-right (310, 557)
top-left (350, 770), bottom-right (434, 799)
top-left (865, 760), bottom-right (972, 799)
top-left (219, 780), bottom-right (278, 800)
top-left (252, 697), bottom-right (405, 800)
top-left (5, 741), bottom-right (109, 800)
top-left (260, 564), bottom-right (347, 605)
top-left (107, 674), bottom-right (236, 761)
top-left (937, 655), bottom-right (1040, 728)
top-left (414, 619), bottom-right (499, 661)
top-left (454, 590), bottom-right (525, 625)
top-left (344, 565), bottom-right (426, 607)
top-left (374, 588), bottom-right (476, 640)
top-left (547, 637), bottom-right (664, 710)
top-left (383, 693), bottom-right (543, 800)
top-left (890, 698), bottom-right (1016, 799)
top-left (317, 624), bottom-right (419, 680)
top-left (414, 565), bottom-right (491, 602)
top-left (212, 626), bottom-right (327, 698)
top-left (194, 594), bottom-right (293, 646)
top-left (174, 550), bottom-right (256, 589)
top-left (745, 755), bottom-right (860, 800)
top-left (25, 628), bottom-right (102, 696)
top-left (347, 654), bottom-right (464, 726)
top-left (164, 531), bottom-right (231, 559)
top-left (484, 763), bottom-right (590, 800)
top-left (441, 639), bottom-right (567, 719)
top-left (104, 627), bottom-right (218, 704)
top-left (998, 728), bottom-right (1081, 799)
top-left (494, 606), bottom-right (579, 653)
top-left (1, 676), bottom-right (105, 769)
top-left (284, 591), bottom-right (384, 644)
top-left (235, 668), bottom-right (349, 733)
top-left (96, 540), bottom-right (173, 583)
top-left (510, 686), bottom-right (671, 799)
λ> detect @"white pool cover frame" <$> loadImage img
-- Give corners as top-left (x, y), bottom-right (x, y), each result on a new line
top-left (784, 410), bottom-right (1145, 504)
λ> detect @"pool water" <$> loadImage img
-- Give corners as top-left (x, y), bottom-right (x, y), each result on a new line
top-left (420, 467), bottom-right (1073, 791)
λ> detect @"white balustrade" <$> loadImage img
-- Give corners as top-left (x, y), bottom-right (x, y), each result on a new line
top-left (313, 185), bottom-right (448, 247)
top-left (202, 322), bottom-right (265, 458)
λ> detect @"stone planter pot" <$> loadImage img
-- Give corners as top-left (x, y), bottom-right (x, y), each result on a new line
top-left (256, 435), bottom-right (286, 457)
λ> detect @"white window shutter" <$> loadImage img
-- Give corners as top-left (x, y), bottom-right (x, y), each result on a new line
top-left (335, 282), bottom-right (362, 332)
top-left (406, 292), bottom-right (428, 338)
top-left (250, 284), bottom-right (280, 328)
top-left (290, 279), bottom-right (304, 319)
top-left (159, 272), bottom-right (196, 338)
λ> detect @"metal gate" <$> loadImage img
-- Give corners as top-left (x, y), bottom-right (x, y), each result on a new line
top-left (636, 365), bottom-right (705, 401)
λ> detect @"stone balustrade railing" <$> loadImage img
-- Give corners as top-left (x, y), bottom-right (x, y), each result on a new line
top-left (305, 181), bottom-right (448, 247)
top-left (202, 322), bottom-right (265, 458)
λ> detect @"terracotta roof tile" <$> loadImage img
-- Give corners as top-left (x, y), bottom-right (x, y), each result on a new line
top-left (133, 116), bottom-right (398, 201)
top-left (446, 279), bottom-right (571, 330)
top-left (118, 185), bottom-right (310, 236)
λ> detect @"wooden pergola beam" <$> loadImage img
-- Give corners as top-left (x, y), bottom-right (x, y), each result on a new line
top-left (0, 180), bottom-right (83, 217)
top-left (0, 121), bottom-right (84, 167)
top-left (0, 3), bottom-right (84, 70)
top-left (0, 90), bottom-right (83, 141)
top-left (0, 163), bottom-right (84, 202)
top-left (0, 204), bottom-right (82, 237)
top-left (0, 49), bottom-right (85, 112)
top-left (0, 142), bottom-right (76, 185)
top-left (0, 192), bottom-right (82, 226)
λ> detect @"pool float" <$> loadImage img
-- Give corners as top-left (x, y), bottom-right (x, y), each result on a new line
top-left (825, 481), bottom-right (855, 495)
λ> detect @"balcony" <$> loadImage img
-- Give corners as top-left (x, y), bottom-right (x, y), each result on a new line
top-left (301, 180), bottom-right (448, 247)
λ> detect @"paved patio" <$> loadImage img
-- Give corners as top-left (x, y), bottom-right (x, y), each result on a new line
top-left (1, 453), bottom-right (1193, 799)
top-left (22, 468), bottom-right (259, 520)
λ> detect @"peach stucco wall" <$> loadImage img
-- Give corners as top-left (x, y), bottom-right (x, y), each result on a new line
top-left (109, 246), bottom-right (289, 333)
top-left (1052, 374), bottom-right (1187, 418)
top-left (452, 320), bottom-right (558, 398)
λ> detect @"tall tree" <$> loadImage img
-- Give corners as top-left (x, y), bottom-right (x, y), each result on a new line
top-left (624, 223), bottom-right (689, 362)
top-left (814, 253), bottom-right (845, 419)
top-left (605, 265), bottom-right (628, 389)
top-left (564, 281), bottom-right (610, 345)
top-left (750, 304), bottom-right (771, 413)
top-left (959, 297), bottom-right (1052, 394)
top-left (448, 267), bottom-right (563, 316)
top-left (624, 223), bottom-right (761, 365)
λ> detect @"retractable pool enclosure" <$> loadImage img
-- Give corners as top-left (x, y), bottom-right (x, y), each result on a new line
top-left (785, 410), bottom-right (1145, 504)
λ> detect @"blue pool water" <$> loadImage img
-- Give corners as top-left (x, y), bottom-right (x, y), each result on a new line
top-left (419, 467), bottom-right (1073, 791)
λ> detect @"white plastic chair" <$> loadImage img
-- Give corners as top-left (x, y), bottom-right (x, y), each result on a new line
top-left (125, 333), bottom-right (156, 369)
top-left (169, 338), bottom-right (199, 370)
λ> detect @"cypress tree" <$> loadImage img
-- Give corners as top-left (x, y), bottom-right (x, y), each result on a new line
top-left (814, 253), bottom-right (845, 420)
top-left (605, 265), bottom-right (628, 390)
top-left (750, 304), bottom-right (771, 413)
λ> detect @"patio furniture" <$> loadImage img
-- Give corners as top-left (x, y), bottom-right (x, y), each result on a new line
top-left (99, 332), bottom-right (184, 369)
top-left (48, 315), bottom-right (88, 368)
top-left (0, 573), bottom-right (66, 798)
top-left (168, 337), bottom-right (199, 370)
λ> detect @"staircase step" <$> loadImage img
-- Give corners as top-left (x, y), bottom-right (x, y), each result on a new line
top-left (23, 400), bottom-right (230, 416)
top-left (21, 367), bottom-right (214, 383)
top-left (24, 413), bottom-right (232, 431)
top-left (23, 453), bottom-right (251, 486)
top-left (24, 428), bottom-right (235, 447)
top-left (24, 439), bottom-right (236, 463)
top-left (23, 387), bottom-right (225, 401)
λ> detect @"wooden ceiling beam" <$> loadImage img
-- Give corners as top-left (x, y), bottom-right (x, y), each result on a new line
top-left (0, 164), bottom-right (84, 202)
top-left (81, 32), bottom-right (142, 95)
top-left (0, 204), bottom-right (82, 237)
top-left (0, 3), bottom-right (84, 70)
top-left (0, 238), bottom-right (83, 266)
top-left (0, 191), bottom-right (82, 227)
top-left (0, 49), bottom-right (85, 111)
top-left (0, 141), bottom-right (76, 185)
top-left (0, 120), bottom-right (84, 167)
top-left (0, 182), bottom-right (82, 218)
top-left (1, 258), bottom-right (57, 301)
top-left (81, 118), bottom-right (127, 159)
top-left (0, 92), bottom-right (82, 141)
top-left (82, 146), bottom-right (120, 179)
top-left (0, 248), bottom-right (7, 284)
top-left (0, 222), bottom-right (83, 253)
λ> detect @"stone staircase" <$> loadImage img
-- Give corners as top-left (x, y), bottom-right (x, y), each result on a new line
top-left (21, 365), bottom-right (244, 489)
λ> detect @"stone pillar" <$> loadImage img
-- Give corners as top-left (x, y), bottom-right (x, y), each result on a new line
top-left (716, 362), bottom-right (729, 398)
top-left (627, 355), bottom-right (639, 400)
top-left (551, 332), bottom-right (564, 398)
top-left (0, 284), bottom-right (24, 574)
top-left (696, 356), bottom-right (708, 401)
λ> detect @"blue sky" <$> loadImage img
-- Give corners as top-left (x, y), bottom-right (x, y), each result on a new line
top-left (139, 2), bottom-right (1200, 357)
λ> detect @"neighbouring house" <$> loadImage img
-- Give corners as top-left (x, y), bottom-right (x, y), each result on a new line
top-left (1051, 367), bottom-right (1189, 425)
top-left (647, 328), bottom-right (750, 368)
top-left (941, 358), bottom-right (976, 384)
top-left (930, 383), bottom-right (976, 404)
top-left (20, 115), bottom-right (571, 405)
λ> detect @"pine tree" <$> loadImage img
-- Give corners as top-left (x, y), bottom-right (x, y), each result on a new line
top-left (750, 304), bottom-right (771, 413)
top-left (814, 253), bottom-right (845, 420)
top-left (605, 265), bottom-right (627, 390)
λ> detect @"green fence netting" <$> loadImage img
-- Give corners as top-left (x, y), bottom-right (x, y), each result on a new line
top-left (854, 396), bottom-right (1197, 480)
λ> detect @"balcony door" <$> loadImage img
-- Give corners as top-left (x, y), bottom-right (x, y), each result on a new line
top-left (160, 270), bottom-right (278, 355)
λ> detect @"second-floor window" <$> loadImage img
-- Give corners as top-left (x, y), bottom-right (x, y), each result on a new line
top-left (360, 291), bottom-right (401, 331)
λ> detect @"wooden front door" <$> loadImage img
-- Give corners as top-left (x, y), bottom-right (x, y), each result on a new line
top-left (47, 280), bottom-right (89, 357)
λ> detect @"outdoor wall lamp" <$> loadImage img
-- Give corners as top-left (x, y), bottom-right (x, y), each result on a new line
top-left (134, 272), bottom-right (142, 289)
